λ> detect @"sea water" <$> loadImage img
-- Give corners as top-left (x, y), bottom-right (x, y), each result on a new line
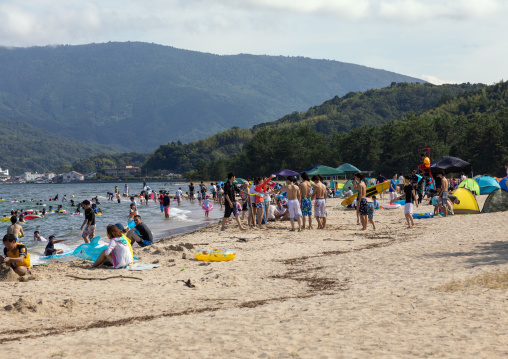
top-left (0, 182), bottom-right (223, 264)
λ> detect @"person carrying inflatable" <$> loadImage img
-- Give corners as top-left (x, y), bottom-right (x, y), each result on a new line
top-left (418, 153), bottom-right (431, 173)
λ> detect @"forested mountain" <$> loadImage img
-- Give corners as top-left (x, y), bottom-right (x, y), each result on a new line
top-left (172, 81), bottom-right (508, 180)
top-left (142, 82), bottom-right (485, 175)
top-left (0, 120), bottom-right (117, 175)
top-left (0, 42), bottom-right (423, 153)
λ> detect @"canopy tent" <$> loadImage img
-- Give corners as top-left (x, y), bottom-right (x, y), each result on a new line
top-left (452, 188), bottom-right (480, 214)
top-left (336, 163), bottom-right (360, 174)
top-left (458, 178), bottom-right (480, 195)
top-left (499, 177), bottom-right (508, 191)
top-left (272, 169), bottom-right (300, 177)
top-left (223, 177), bottom-right (247, 185)
top-left (430, 156), bottom-right (472, 175)
top-left (342, 179), bottom-right (358, 195)
top-left (475, 176), bottom-right (501, 195)
top-left (303, 165), bottom-right (344, 177)
top-left (482, 188), bottom-right (508, 213)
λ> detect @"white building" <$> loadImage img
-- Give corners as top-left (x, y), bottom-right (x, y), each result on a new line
top-left (43, 172), bottom-right (56, 180)
top-left (20, 172), bottom-right (43, 181)
top-left (0, 167), bottom-right (9, 180)
top-left (62, 171), bottom-right (85, 182)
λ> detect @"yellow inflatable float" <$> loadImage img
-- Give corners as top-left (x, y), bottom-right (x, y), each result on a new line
top-left (194, 248), bottom-right (236, 262)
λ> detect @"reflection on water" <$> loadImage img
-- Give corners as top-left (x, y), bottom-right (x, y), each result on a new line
top-left (0, 182), bottom-right (223, 263)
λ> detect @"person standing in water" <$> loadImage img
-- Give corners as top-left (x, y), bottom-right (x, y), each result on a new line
top-left (7, 216), bottom-right (24, 239)
top-left (80, 200), bottom-right (96, 243)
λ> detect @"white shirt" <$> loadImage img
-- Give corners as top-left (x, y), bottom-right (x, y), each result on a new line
top-left (398, 176), bottom-right (404, 185)
top-left (249, 184), bottom-right (256, 203)
top-left (176, 190), bottom-right (182, 197)
top-left (35, 235), bottom-right (47, 242)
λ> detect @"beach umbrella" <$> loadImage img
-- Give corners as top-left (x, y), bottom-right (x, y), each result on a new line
top-left (430, 156), bottom-right (471, 175)
top-left (272, 169), bottom-right (300, 177)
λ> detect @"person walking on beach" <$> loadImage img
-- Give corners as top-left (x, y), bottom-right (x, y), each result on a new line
top-left (299, 172), bottom-right (313, 230)
top-left (221, 172), bottom-right (247, 231)
top-left (437, 172), bottom-right (450, 217)
top-left (354, 172), bottom-right (368, 230)
top-left (391, 175), bottom-right (418, 228)
top-left (389, 174), bottom-right (398, 202)
top-left (275, 176), bottom-right (303, 232)
top-left (80, 200), bottom-right (96, 243)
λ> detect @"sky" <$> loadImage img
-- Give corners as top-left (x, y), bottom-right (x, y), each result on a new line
top-left (0, 0), bottom-right (506, 85)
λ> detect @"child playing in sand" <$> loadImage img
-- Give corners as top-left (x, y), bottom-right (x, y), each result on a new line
top-left (44, 235), bottom-right (69, 256)
top-left (203, 195), bottom-right (212, 218)
top-left (92, 224), bottom-right (133, 269)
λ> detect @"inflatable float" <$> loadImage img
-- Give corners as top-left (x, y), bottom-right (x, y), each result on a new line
top-left (0, 217), bottom-right (11, 221)
top-left (195, 248), bottom-right (236, 262)
top-left (58, 210), bottom-right (67, 214)
top-left (412, 213), bottom-right (434, 219)
top-left (25, 215), bottom-right (42, 220)
top-left (382, 203), bottom-right (401, 209)
top-left (202, 203), bottom-right (214, 212)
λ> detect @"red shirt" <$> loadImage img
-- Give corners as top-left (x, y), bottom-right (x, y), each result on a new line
top-left (255, 178), bottom-right (271, 203)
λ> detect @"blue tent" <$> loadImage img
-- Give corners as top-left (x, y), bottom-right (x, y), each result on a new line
top-left (498, 177), bottom-right (508, 191)
top-left (476, 176), bottom-right (500, 194)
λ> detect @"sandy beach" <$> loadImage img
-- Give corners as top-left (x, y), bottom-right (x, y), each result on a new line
top-left (1, 195), bottom-right (508, 358)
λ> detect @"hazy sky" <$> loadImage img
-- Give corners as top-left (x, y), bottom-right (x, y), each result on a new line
top-left (0, 0), bottom-right (506, 85)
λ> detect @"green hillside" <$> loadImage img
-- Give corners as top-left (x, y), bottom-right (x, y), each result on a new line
top-left (142, 82), bottom-right (485, 175)
top-left (0, 42), bottom-right (423, 153)
top-left (173, 81), bottom-right (508, 179)
top-left (0, 120), bottom-right (117, 175)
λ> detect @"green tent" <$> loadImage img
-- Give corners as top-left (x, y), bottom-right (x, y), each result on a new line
top-left (305, 165), bottom-right (344, 177)
top-left (223, 177), bottom-right (247, 185)
top-left (482, 188), bottom-right (508, 213)
top-left (458, 178), bottom-right (480, 196)
top-left (342, 179), bottom-right (358, 195)
top-left (336, 163), bottom-right (361, 174)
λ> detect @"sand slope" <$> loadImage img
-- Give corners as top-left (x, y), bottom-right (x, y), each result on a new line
top-left (1, 196), bottom-right (508, 358)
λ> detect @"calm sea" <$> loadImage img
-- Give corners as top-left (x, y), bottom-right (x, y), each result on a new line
top-left (0, 181), bottom-right (223, 264)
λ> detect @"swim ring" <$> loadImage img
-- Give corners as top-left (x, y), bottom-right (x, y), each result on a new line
top-left (96, 213), bottom-right (103, 216)
top-left (382, 203), bottom-right (401, 209)
top-left (25, 215), bottom-right (42, 220)
top-left (194, 248), bottom-right (236, 262)
top-left (58, 210), bottom-right (66, 214)
top-left (202, 202), bottom-right (213, 212)
top-left (0, 217), bottom-right (11, 221)
top-left (24, 210), bottom-right (34, 214)
top-left (412, 213), bottom-right (434, 219)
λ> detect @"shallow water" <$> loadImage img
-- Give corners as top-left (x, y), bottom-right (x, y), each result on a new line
top-left (0, 182), bottom-right (223, 264)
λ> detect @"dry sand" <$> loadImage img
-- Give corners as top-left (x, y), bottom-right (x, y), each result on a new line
top-left (1, 195), bottom-right (508, 358)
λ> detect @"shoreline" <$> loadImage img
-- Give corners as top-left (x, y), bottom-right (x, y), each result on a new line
top-left (2, 195), bottom-right (508, 358)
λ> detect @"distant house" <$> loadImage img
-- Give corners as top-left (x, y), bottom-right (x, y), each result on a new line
top-left (0, 167), bottom-right (9, 181)
top-left (104, 164), bottom-right (141, 177)
top-left (62, 171), bottom-right (85, 183)
top-left (20, 172), bottom-right (43, 181)
top-left (43, 172), bottom-right (56, 180)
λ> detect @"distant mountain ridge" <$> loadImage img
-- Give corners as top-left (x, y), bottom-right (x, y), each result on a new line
top-left (0, 42), bottom-right (423, 152)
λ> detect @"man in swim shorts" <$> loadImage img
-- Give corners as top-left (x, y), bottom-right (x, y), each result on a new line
top-left (80, 200), bottom-right (96, 243)
top-left (1, 234), bottom-right (31, 276)
top-left (437, 171), bottom-right (450, 217)
top-left (354, 172), bottom-right (368, 230)
top-left (221, 172), bottom-right (247, 231)
top-left (311, 175), bottom-right (327, 229)
top-left (299, 172), bottom-right (313, 230)
top-left (126, 215), bottom-right (153, 247)
top-left (275, 176), bottom-right (303, 232)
